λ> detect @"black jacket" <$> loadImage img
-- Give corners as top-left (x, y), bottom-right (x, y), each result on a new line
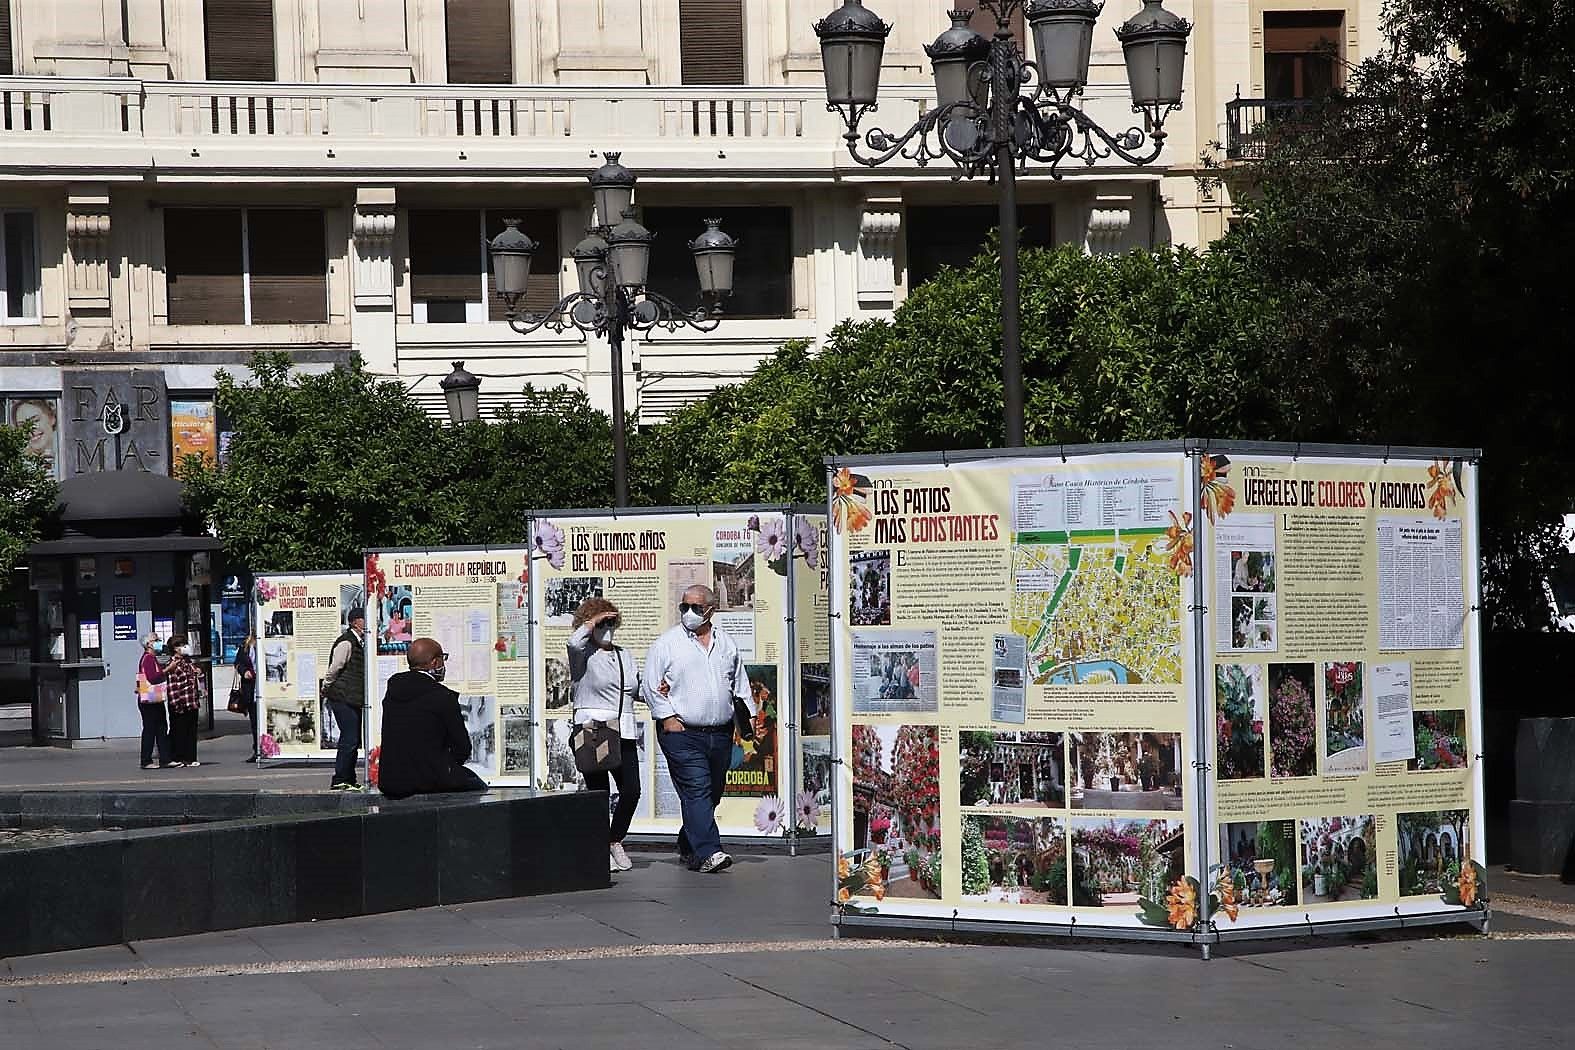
top-left (376, 670), bottom-right (472, 800)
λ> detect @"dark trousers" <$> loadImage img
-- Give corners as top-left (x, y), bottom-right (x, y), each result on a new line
top-left (657, 725), bottom-right (732, 864)
top-left (138, 702), bottom-right (169, 766)
top-left (169, 709), bottom-right (198, 763)
top-left (329, 701), bottom-right (361, 785)
top-left (380, 764), bottom-right (487, 801)
top-left (583, 738), bottom-right (642, 844)
top-left (245, 696), bottom-right (259, 756)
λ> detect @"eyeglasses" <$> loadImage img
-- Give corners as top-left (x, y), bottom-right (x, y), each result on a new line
top-left (679, 602), bottom-right (708, 614)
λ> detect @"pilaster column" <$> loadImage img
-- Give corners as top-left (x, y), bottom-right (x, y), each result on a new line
top-left (857, 199), bottom-right (902, 309)
top-left (65, 186), bottom-right (113, 313)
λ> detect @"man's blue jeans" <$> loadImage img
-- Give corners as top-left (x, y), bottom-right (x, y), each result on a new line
top-left (329, 701), bottom-right (361, 786)
top-left (657, 725), bottom-right (732, 864)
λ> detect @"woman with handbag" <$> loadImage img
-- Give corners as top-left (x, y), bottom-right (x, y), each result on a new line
top-left (232, 633), bottom-right (260, 762)
top-left (164, 638), bottom-right (206, 768)
top-left (137, 633), bottom-right (172, 770)
top-left (567, 597), bottom-right (643, 873)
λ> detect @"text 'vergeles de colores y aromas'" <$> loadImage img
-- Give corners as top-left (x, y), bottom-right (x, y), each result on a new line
top-left (1241, 478), bottom-right (1429, 511)
top-left (870, 485), bottom-right (1000, 545)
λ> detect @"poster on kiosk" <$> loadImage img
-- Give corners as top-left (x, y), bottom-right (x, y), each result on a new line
top-left (527, 508), bottom-right (828, 843)
top-left (253, 570), bottom-right (366, 762)
top-left (825, 441), bottom-right (1486, 947)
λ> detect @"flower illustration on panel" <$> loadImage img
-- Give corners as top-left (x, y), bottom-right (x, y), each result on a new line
top-left (532, 520), bottom-right (566, 570)
top-left (1163, 509), bottom-right (1194, 576)
top-left (793, 515), bottom-right (821, 570)
top-left (754, 794), bottom-right (785, 834)
top-left (1200, 455), bottom-right (1236, 524)
top-left (831, 468), bottom-right (872, 534)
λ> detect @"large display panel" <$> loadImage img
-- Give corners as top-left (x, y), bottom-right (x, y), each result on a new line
top-left (1200, 446), bottom-right (1486, 939)
top-left (827, 442), bottom-right (1486, 945)
top-left (362, 546), bottom-right (532, 783)
top-left (526, 508), bottom-right (828, 843)
top-left (253, 570), bottom-right (365, 761)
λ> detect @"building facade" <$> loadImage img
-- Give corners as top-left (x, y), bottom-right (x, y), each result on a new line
top-left (0, 0), bottom-right (1377, 736)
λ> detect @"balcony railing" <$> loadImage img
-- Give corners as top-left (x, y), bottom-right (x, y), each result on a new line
top-left (0, 76), bottom-right (1161, 176)
top-left (1224, 97), bottom-right (1331, 161)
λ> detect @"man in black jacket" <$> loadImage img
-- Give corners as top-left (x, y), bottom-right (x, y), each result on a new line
top-left (376, 638), bottom-right (488, 800)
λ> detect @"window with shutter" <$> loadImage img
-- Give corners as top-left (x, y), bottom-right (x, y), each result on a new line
top-left (485, 211), bottom-right (560, 321)
top-left (643, 206), bottom-right (791, 320)
top-left (680, 0), bottom-right (746, 85)
top-left (906, 204), bottom-right (1052, 289)
top-left (204, 0), bottom-right (277, 81)
top-left (410, 209), bottom-right (483, 323)
top-left (166, 209), bottom-right (245, 325)
top-left (248, 209), bottom-right (328, 324)
top-left (445, 0), bottom-right (513, 84)
top-left (1264, 12), bottom-right (1344, 99)
top-left (0, 2), bottom-right (14, 76)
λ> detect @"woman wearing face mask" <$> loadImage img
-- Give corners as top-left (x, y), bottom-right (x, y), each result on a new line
top-left (163, 638), bottom-right (206, 768)
top-left (568, 597), bottom-right (643, 873)
top-left (137, 633), bottom-right (172, 770)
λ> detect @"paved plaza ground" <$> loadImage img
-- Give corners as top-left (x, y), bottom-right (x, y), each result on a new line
top-left (5, 722), bottom-right (1575, 1049)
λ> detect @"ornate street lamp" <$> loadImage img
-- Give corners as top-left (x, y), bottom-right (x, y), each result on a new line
top-left (814, 0), bottom-right (1191, 446)
top-left (489, 154), bottom-right (739, 507)
top-left (440, 360), bottom-right (482, 425)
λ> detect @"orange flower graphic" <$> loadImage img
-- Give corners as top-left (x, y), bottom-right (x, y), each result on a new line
top-left (1201, 455), bottom-right (1236, 524)
top-left (831, 468), bottom-right (873, 534)
top-left (1163, 509), bottom-right (1194, 576)
top-left (1217, 872), bottom-right (1240, 923)
top-left (1426, 459), bottom-right (1459, 520)
top-left (837, 886), bottom-right (851, 904)
top-left (1458, 863), bottom-right (1479, 908)
top-left (1165, 877), bottom-right (1199, 930)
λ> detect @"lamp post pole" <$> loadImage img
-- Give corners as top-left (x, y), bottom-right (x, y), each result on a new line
top-left (606, 288), bottom-right (631, 507)
top-left (815, 0), bottom-right (1192, 448)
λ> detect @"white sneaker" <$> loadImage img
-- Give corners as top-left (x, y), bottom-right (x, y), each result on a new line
top-left (610, 853), bottom-right (622, 873)
top-left (185, 761), bottom-right (202, 768)
top-left (610, 842), bottom-right (633, 871)
top-left (699, 851), bottom-right (733, 874)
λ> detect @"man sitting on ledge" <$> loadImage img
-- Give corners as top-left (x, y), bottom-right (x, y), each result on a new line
top-left (377, 637), bottom-right (489, 800)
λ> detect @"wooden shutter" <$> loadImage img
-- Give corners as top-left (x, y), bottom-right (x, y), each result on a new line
top-left (0, 2), bottom-right (13, 76)
top-left (248, 209), bottom-right (328, 324)
top-left (204, 0), bottom-right (276, 81)
top-left (165, 209), bottom-right (245, 325)
top-left (410, 209), bottom-right (483, 305)
top-left (445, 0), bottom-right (513, 84)
top-left (1264, 12), bottom-right (1343, 53)
top-left (680, 0), bottom-right (746, 85)
top-left (486, 211), bottom-right (559, 321)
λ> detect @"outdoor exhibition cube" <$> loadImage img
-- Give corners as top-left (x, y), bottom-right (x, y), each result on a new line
top-left (361, 510), bottom-right (831, 847)
top-left (826, 440), bottom-right (1487, 949)
top-left (527, 506), bottom-right (830, 844)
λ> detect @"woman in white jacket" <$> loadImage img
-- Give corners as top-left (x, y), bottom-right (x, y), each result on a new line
top-left (567, 597), bottom-right (644, 872)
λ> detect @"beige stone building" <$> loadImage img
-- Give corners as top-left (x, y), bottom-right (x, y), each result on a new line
top-left (0, 0), bottom-right (1377, 439)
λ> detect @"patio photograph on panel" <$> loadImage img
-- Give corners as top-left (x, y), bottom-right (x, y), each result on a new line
top-left (961, 816), bottom-right (1070, 905)
top-left (1219, 819), bottom-right (1299, 908)
top-left (853, 723), bottom-right (941, 900)
top-left (1300, 815), bottom-right (1378, 904)
top-left (959, 730), bottom-right (1065, 808)
top-left (1068, 818), bottom-right (1185, 907)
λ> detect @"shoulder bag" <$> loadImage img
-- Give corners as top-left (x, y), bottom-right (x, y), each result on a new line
top-left (226, 662), bottom-right (246, 714)
top-left (571, 648), bottom-right (625, 774)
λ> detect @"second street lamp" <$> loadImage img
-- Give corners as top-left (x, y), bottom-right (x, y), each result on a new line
top-left (488, 153), bottom-right (739, 507)
top-left (814, 0), bottom-right (1191, 446)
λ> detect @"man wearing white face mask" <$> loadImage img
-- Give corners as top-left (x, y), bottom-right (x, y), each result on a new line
top-left (643, 584), bottom-right (754, 873)
top-left (568, 598), bottom-right (644, 873)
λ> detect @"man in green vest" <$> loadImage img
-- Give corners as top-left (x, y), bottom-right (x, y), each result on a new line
top-left (323, 607), bottom-right (368, 791)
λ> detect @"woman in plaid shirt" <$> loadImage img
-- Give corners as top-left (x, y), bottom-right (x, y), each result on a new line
top-left (164, 639), bottom-right (206, 768)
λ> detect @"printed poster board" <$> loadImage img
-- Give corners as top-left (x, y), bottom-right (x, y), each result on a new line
top-left (1200, 446), bottom-right (1486, 937)
top-left (253, 571), bottom-right (366, 760)
top-left (527, 509), bottom-right (826, 842)
top-left (826, 441), bottom-right (1486, 943)
top-left (363, 547), bottom-right (532, 783)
